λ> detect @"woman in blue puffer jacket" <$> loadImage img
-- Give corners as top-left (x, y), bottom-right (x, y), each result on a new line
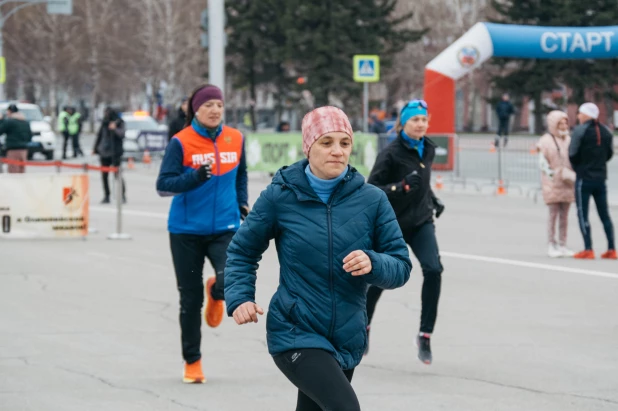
top-left (225, 106), bottom-right (412, 411)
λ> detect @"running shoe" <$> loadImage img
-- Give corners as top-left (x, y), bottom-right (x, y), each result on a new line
top-left (559, 247), bottom-right (575, 258)
top-left (183, 359), bottom-right (206, 384)
top-left (417, 334), bottom-right (432, 365)
top-left (573, 250), bottom-right (595, 259)
top-left (601, 250), bottom-right (617, 260)
top-left (548, 244), bottom-right (562, 258)
top-left (205, 276), bottom-right (224, 327)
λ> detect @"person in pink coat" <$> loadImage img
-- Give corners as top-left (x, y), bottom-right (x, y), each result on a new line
top-left (537, 110), bottom-right (576, 258)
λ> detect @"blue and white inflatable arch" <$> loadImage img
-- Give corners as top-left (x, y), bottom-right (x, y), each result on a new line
top-left (424, 23), bottom-right (618, 134)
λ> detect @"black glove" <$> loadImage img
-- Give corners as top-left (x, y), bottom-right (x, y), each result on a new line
top-left (196, 163), bottom-right (212, 181)
top-left (433, 197), bottom-right (445, 218)
top-left (240, 205), bottom-right (250, 221)
top-left (403, 171), bottom-right (422, 193)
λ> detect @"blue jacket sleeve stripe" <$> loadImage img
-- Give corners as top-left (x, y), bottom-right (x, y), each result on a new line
top-left (156, 138), bottom-right (201, 196)
top-left (363, 192), bottom-right (412, 289)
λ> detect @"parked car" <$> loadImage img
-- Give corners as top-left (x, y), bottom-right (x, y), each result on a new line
top-left (120, 111), bottom-right (168, 161)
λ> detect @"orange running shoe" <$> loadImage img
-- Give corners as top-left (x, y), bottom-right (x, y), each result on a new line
top-left (601, 250), bottom-right (617, 260)
top-left (183, 359), bottom-right (206, 384)
top-left (573, 250), bottom-right (595, 259)
top-left (205, 276), bottom-right (224, 328)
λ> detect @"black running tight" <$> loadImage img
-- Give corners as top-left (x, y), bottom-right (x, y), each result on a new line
top-left (273, 348), bottom-right (360, 411)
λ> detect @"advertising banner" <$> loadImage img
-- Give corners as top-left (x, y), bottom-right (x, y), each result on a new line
top-left (137, 131), bottom-right (168, 152)
top-left (0, 173), bottom-right (89, 239)
top-left (378, 134), bottom-right (455, 171)
top-left (428, 134), bottom-right (455, 171)
top-left (245, 132), bottom-right (378, 176)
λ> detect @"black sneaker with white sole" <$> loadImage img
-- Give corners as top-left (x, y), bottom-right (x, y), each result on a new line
top-left (417, 335), bottom-right (432, 365)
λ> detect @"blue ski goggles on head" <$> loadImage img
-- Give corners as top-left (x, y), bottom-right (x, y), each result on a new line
top-left (400, 100), bottom-right (428, 126)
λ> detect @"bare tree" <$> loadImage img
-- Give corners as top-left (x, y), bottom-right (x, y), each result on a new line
top-left (3, 4), bottom-right (82, 124)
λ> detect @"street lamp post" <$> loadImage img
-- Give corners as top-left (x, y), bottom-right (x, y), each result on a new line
top-left (208, 0), bottom-right (225, 96)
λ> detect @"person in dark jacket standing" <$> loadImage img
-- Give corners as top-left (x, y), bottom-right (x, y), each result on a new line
top-left (365, 99), bottom-right (446, 365)
top-left (569, 102), bottom-right (615, 260)
top-left (156, 84), bottom-right (249, 384)
top-left (0, 105), bottom-right (32, 173)
top-left (495, 93), bottom-right (515, 148)
top-left (225, 106), bottom-right (411, 411)
top-left (93, 108), bottom-right (126, 204)
top-left (167, 97), bottom-right (188, 141)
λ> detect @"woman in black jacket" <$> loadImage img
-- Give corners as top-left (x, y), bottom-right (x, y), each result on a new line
top-left (167, 97), bottom-right (188, 141)
top-left (365, 99), bottom-right (445, 365)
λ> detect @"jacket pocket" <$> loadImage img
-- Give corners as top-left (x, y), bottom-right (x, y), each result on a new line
top-left (268, 292), bottom-right (298, 332)
top-left (285, 301), bottom-right (299, 327)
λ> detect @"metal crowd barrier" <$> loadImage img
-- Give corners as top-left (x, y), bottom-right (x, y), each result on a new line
top-left (377, 133), bottom-right (543, 199)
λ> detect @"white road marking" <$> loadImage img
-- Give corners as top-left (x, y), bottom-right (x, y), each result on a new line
top-left (90, 206), bottom-right (167, 220)
top-left (90, 206), bottom-right (617, 279)
top-left (442, 251), bottom-right (618, 280)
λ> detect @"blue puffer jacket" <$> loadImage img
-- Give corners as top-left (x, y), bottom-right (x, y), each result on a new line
top-left (225, 160), bottom-right (412, 370)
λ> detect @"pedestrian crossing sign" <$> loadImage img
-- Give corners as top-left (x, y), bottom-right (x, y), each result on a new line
top-left (353, 55), bottom-right (380, 82)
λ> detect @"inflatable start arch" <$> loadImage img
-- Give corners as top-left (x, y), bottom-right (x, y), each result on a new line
top-left (424, 23), bottom-right (618, 134)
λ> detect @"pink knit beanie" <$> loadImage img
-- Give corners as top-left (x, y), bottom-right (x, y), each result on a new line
top-left (301, 106), bottom-right (354, 157)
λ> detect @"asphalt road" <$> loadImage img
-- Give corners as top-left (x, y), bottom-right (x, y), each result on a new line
top-left (1, 160), bottom-right (617, 410)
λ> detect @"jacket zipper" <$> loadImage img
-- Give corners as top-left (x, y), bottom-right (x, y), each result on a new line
top-left (327, 179), bottom-right (346, 340)
top-left (327, 204), bottom-right (335, 339)
top-left (212, 138), bottom-right (220, 232)
top-left (413, 141), bottom-right (428, 171)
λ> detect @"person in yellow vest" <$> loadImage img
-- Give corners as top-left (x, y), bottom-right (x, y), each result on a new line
top-left (68, 107), bottom-right (84, 158)
top-left (57, 106), bottom-right (71, 159)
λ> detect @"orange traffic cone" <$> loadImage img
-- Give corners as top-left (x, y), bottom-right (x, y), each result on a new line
top-left (435, 175), bottom-right (444, 191)
top-left (496, 180), bottom-right (507, 195)
top-left (529, 145), bottom-right (538, 155)
top-left (143, 150), bottom-right (152, 164)
top-left (127, 157), bottom-right (135, 170)
top-left (489, 144), bottom-right (496, 153)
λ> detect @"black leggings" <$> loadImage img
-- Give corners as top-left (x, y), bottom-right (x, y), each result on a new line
top-left (367, 221), bottom-right (443, 333)
top-left (273, 349), bottom-right (360, 411)
top-left (497, 118), bottom-right (510, 137)
top-left (170, 232), bottom-right (233, 363)
top-left (576, 179), bottom-right (615, 250)
top-left (100, 156), bottom-right (125, 199)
